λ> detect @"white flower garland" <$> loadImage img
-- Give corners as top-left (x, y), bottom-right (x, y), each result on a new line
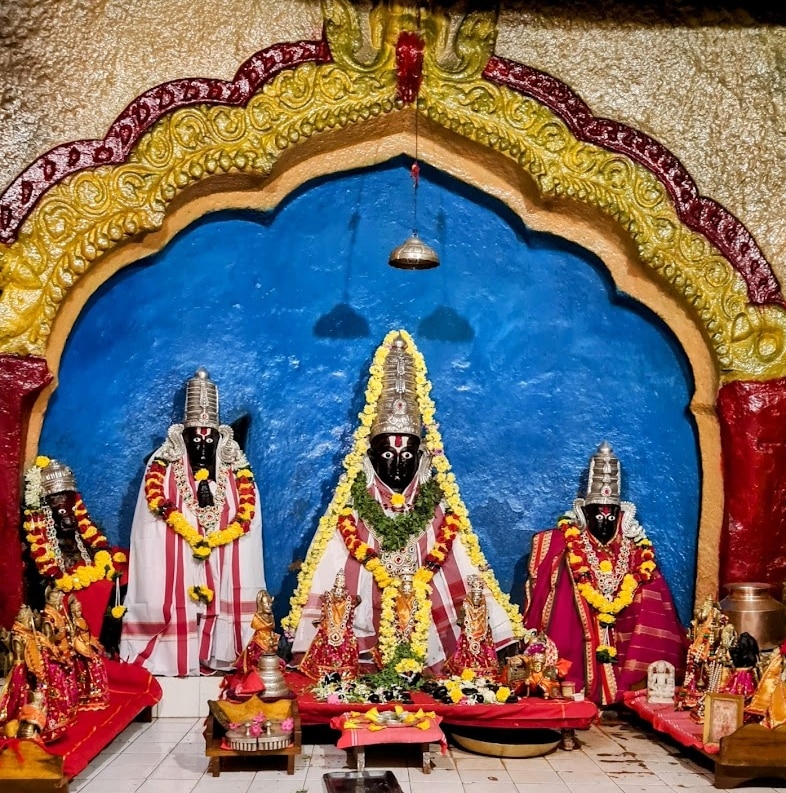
top-left (283, 329), bottom-right (525, 650)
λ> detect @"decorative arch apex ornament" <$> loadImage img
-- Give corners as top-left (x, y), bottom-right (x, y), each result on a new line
top-left (0, 1), bottom-right (784, 384)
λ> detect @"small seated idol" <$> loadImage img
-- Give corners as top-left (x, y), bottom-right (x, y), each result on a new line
top-left (443, 575), bottom-right (500, 677)
top-left (285, 330), bottom-right (522, 675)
top-left (746, 641), bottom-right (786, 728)
top-left (120, 368), bottom-right (266, 676)
top-left (505, 631), bottom-right (567, 699)
top-left (647, 660), bottom-right (676, 704)
top-left (299, 571), bottom-right (361, 681)
top-left (523, 442), bottom-right (687, 705)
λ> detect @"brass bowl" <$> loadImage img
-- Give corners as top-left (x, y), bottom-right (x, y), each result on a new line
top-left (448, 726), bottom-right (561, 758)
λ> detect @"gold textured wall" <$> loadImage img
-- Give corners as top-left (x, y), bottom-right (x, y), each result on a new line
top-left (2, 2), bottom-right (786, 282)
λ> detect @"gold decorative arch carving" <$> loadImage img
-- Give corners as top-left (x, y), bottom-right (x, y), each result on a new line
top-left (0, 1), bottom-right (783, 390)
top-left (2, 0), bottom-right (773, 605)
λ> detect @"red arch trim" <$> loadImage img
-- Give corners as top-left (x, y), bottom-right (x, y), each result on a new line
top-left (484, 55), bottom-right (783, 307)
top-left (0, 37), bottom-right (331, 245)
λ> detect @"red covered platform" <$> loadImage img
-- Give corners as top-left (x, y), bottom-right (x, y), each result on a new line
top-left (0, 658), bottom-right (162, 785)
top-left (623, 689), bottom-right (715, 754)
top-left (286, 671), bottom-right (598, 732)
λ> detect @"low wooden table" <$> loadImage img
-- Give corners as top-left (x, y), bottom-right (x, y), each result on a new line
top-left (203, 697), bottom-right (302, 776)
top-left (329, 711), bottom-right (447, 775)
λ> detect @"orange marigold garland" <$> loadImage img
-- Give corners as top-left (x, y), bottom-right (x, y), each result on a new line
top-left (144, 458), bottom-right (256, 560)
top-left (336, 506), bottom-right (460, 588)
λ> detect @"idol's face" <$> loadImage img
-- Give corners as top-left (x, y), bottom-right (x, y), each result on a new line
top-left (584, 503), bottom-right (621, 545)
top-left (46, 491), bottom-right (79, 532)
top-left (183, 426), bottom-right (218, 477)
top-left (368, 433), bottom-right (421, 492)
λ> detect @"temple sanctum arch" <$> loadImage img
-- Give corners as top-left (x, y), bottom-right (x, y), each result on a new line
top-left (1, 2), bottom-right (785, 628)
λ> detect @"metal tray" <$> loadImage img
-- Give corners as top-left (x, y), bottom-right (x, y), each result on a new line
top-left (323, 770), bottom-right (403, 793)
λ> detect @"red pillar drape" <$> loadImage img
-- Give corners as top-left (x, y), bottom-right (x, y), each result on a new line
top-left (0, 354), bottom-right (52, 628)
top-left (717, 378), bottom-right (786, 590)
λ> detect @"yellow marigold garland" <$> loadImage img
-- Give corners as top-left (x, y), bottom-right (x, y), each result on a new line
top-left (283, 329), bottom-right (524, 647)
top-left (144, 460), bottom-right (256, 560)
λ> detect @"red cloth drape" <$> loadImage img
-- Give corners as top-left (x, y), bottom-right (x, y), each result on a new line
top-left (46, 659), bottom-right (162, 777)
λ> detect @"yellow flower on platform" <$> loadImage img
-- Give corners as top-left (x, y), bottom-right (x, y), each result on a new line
top-left (495, 686), bottom-right (511, 703)
top-left (35, 456), bottom-right (50, 468)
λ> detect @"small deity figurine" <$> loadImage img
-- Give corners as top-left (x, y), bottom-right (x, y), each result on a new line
top-left (677, 596), bottom-right (726, 713)
top-left (723, 631), bottom-right (760, 701)
top-left (235, 590), bottom-right (280, 674)
top-left (505, 631), bottom-right (568, 699)
top-left (121, 368), bottom-right (267, 676)
top-left (746, 641), bottom-right (786, 728)
top-left (0, 605), bottom-right (47, 734)
top-left (524, 442), bottom-right (687, 705)
top-left (520, 651), bottom-right (562, 699)
top-left (69, 598), bottom-right (110, 710)
top-left (443, 575), bottom-right (500, 678)
top-left (647, 660), bottom-right (676, 704)
top-left (17, 690), bottom-right (47, 741)
top-left (299, 571), bottom-right (361, 681)
top-left (41, 589), bottom-right (80, 721)
top-left (394, 573), bottom-right (418, 644)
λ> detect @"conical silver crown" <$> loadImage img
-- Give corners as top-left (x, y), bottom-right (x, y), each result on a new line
top-left (184, 368), bottom-right (219, 429)
top-left (584, 441), bottom-right (621, 506)
top-left (370, 334), bottom-right (422, 439)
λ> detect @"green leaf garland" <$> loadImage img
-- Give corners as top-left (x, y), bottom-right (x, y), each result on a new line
top-left (351, 473), bottom-right (443, 551)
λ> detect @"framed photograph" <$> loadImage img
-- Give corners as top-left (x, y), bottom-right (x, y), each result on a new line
top-left (703, 693), bottom-right (744, 747)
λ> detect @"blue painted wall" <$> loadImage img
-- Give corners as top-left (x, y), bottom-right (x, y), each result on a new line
top-left (40, 159), bottom-right (699, 625)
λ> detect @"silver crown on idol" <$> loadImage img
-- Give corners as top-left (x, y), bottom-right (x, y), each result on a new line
top-left (40, 459), bottom-right (77, 496)
top-left (583, 441), bottom-right (621, 506)
top-left (183, 367), bottom-right (220, 429)
top-left (370, 334), bottom-right (422, 439)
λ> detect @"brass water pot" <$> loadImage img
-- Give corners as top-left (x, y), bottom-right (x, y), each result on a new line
top-left (719, 582), bottom-right (786, 650)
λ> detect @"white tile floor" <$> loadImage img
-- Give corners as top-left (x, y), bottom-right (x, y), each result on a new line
top-left (66, 710), bottom-right (786, 793)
